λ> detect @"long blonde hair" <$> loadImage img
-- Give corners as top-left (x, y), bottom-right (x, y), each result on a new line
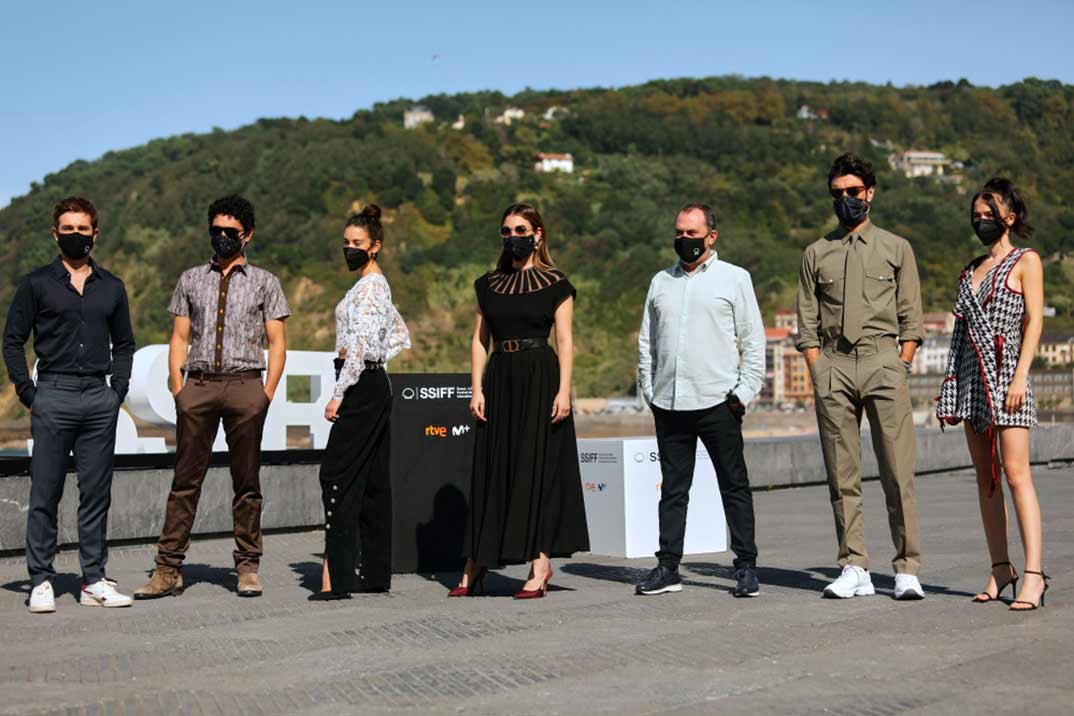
top-left (496, 203), bottom-right (556, 273)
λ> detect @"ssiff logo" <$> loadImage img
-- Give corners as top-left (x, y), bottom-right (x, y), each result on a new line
top-left (583, 482), bottom-right (607, 493)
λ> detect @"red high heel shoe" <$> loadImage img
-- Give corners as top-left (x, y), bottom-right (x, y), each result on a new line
top-left (448, 567), bottom-right (487, 597)
top-left (514, 567), bottom-right (553, 600)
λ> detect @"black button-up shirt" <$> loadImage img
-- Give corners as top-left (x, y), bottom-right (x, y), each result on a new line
top-left (3, 257), bottom-right (136, 407)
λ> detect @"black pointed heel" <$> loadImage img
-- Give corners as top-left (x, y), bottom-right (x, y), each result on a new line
top-left (972, 561), bottom-right (1018, 603)
top-left (1009, 570), bottom-right (1049, 611)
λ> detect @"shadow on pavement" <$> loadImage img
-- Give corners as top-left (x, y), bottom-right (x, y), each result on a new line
top-left (419, 568), bottom-right (575, 597)
top-left (290, 560), bottom-right (323, 593)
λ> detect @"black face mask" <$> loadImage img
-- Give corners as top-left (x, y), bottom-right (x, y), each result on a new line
top-left (833, 195), bottom-right (870, 228)
top-left (504, 234), bottom-right (536, 262)
top-left (344, 247), bottom-right (371, 271)
top-left (674, 236), bottom-right (707, 264)
top-left (57, 231), bottom-right (94, 260)
top-left (973, 219), bottom-right (1007, 245)
top-left (211, 232), bottom-right (244, 259)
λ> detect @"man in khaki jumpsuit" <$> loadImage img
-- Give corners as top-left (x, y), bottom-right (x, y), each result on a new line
top-left (796, 153), bottom-right (925, 600)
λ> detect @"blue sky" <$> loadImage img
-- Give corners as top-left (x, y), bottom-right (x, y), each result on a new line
top-left (1, 0), bottom-right (1071, 207)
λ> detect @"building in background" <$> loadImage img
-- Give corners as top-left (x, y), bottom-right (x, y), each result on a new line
top-left (1037, 333), bottom-right (1074, 367)
top-left (922, 312), bottom-right (955, 335)
top-left (494, 107), bottom-right (526, 126)
top-left (774, 309), bottom-right (798, 334)
top-left (535, 153), bottom-right (575, 173)
top-left (889, 150), bottom-right (950, 178)
top-left (403, 106), bottom-right (434, 129)
top-left (451, 114), bottom-right (465, 130)
top-left (912, 335), bottom-right (953, 375)
top-left (763, 327), bottom-right (813, 407)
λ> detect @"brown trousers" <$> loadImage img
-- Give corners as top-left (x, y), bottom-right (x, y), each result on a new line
top-left (812, 336), bottom-right (922, 575)
top-left (156, 374), bottom-right (270, 572)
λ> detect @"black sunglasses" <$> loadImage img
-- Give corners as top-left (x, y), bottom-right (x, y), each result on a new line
top-left (830, 185), bottom-right (868, 200)
top-left (500, 225), bottom-right (533, 238)
top-left (210, 225), bottom-right (243, 240)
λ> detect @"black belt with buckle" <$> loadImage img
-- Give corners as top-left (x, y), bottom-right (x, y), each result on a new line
top-left (185, 369), bottom-right (262, 382)
top-left (493, 337), bottom-right (549, 353)
top-left (333, 358), bottom-right (385, 380)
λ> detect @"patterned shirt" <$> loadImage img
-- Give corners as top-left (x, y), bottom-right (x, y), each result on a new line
top-left (333, 273), bottom-right (410, 399)
top-left (168, 259), bottom-right (291, 373)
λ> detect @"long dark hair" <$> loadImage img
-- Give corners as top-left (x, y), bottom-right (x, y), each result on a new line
top-left (345, 204), bottom-right (384, 252)
top-left (495, 203), bottom-right (556, 273)
top-left (971, 177), bottom-right (1033, 238)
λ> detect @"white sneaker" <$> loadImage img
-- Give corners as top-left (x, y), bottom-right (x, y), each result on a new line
top-left (80, 579), bottom-right (133, 608)
top-left (29, 581), bottom-right (56, 613)
top-left (894, 573), bottom-right (925, 600)
top-left (823, 565), bottom-right (876, 598)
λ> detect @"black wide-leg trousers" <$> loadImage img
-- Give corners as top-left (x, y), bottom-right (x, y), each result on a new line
top-left (318, 369), bottom-right (393, 592)
top-left (652, 402), bottom-right (758, 570)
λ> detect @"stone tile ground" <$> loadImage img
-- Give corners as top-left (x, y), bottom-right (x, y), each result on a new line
top-left (0, 467), bottom-right (1071, 715)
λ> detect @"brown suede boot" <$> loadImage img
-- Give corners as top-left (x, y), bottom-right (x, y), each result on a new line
top-left (237, 572), bottom-right (262, 598)
top-left (133, 566), bottom-right (183, 600)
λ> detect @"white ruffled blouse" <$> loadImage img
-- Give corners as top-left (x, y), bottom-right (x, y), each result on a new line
top-left (333, 273), bottom-right (410, 399)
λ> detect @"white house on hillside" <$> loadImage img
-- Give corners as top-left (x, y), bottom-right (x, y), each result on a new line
top-left (403, 106), bottom-right (434, 129)
top-left (494, 107), bottom-right (526, 126)
top-left (889, 150), bottom-right (950, 178)
top-left (534, 153), bottom-right (574, 173)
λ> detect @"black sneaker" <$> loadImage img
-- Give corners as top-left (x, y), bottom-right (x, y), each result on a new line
top-left (635, 565), bottom-right (683, 595)
top-left (733, 566), bottom-right (760, 598)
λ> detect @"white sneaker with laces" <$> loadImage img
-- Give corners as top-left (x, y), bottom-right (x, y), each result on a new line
top-left (80, 579), bottom-right (133, 608)
top-left (823, 565), bottom-right (875, 598)
top-left (894, 573), bottom-right (925, 600)
top-left (29, 581), bottom-right (56, 613)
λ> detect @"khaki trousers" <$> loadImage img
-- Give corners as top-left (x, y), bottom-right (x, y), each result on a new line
top-left (811, 336), bottom-right (921, 575)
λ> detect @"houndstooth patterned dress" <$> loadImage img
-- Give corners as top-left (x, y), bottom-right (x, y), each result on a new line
top-left (937, 247), bottom-right (1037, 439)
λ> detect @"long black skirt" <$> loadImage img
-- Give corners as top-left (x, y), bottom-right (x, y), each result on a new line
top-left (465, 346), bottom-right (590, 567)
top-left (318, 369), bottom-right (393, 592)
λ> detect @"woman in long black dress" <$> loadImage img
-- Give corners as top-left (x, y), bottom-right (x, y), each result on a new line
top-left (311, 205), bottom-right (411, 600)
top-left (451, 203), bottom-right (590, 599)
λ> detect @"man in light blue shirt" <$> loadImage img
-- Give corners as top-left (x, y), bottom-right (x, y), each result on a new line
top-left (635, 203), bottom-right (766, 598)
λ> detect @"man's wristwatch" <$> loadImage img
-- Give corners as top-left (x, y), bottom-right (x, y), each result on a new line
top-left (902, 359), bottom-right (913, 374)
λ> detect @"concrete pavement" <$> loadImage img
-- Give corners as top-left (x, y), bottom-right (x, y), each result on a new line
top-left (0, 466), bottom-right (1071, 715)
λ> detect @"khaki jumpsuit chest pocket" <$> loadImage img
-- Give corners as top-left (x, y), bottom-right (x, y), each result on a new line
top-left (864, 264), bottom-right (896, 304)
top-left (816, 272), bottom-right (845, 305)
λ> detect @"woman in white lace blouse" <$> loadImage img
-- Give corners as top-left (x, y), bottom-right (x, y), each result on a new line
top-left (311, 205), bottom-right (410, 600)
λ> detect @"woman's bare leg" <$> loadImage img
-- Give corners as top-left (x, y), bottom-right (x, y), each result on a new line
top-left (999, 428), bottom-right (1046, 608)
top-left (964, 424), bottom-right (1013, 599)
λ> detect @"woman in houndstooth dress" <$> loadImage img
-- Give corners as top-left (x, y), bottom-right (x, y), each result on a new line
top-left (936, 178), bottom-right (1048, 610)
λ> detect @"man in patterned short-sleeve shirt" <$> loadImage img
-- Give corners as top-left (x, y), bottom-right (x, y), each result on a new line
top-left (136, 195), bottom-right (289, 600)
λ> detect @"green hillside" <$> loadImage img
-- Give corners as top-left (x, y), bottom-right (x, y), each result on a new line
top-left (2, 76), bottom-right (1074, 417)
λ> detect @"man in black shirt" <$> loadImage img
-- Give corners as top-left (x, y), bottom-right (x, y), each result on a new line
top-left (3, 197), bottom-right (136, 613)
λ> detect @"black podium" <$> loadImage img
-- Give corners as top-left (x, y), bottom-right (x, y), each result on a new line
top-left (388, 374), bottom-right (475, 573)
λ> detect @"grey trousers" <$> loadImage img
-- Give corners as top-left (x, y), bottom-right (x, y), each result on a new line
top-left (26, 376), bottom-right (121, 587)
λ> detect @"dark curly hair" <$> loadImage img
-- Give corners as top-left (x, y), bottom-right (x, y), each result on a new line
top-left (53, 196), bottom-right (98, 228)
top-left (828, 153), bottom-right (876, 189)
top-left (345, 204), bottom-right (384, 246)
top-left (207, 195), bottom-right (255, 232)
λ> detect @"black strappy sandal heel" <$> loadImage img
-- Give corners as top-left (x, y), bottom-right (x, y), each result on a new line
top-left (973, 561), bottom-right (1018, 603)
top-left (1009, 570), bottom-right (1049, 611)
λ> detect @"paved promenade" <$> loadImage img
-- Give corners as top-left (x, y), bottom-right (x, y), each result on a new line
top-left (1, 466), bottom-right (1071, 716)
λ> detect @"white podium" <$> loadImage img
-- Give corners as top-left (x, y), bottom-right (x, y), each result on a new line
top-left (577, 437), bottom-right (728, 558)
